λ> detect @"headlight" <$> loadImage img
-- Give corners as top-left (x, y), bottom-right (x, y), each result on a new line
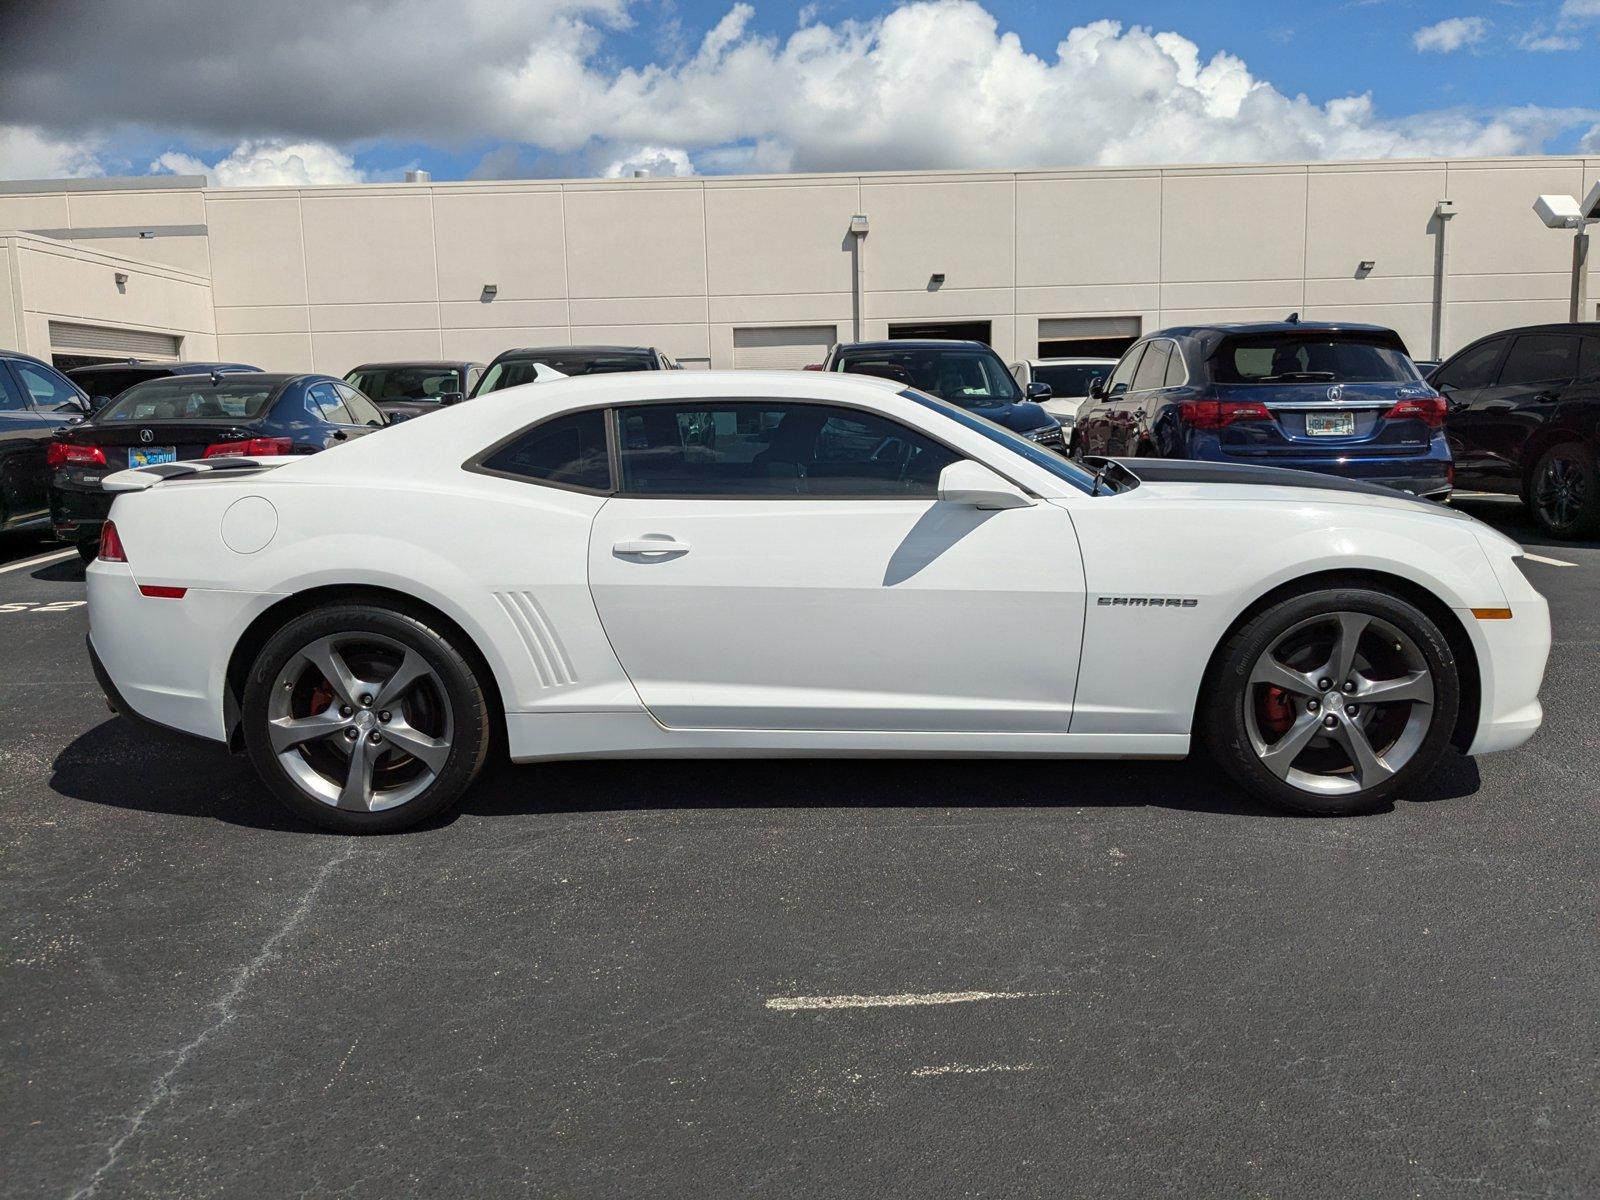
top-left (1023, 425), bottom-right (1064, 444)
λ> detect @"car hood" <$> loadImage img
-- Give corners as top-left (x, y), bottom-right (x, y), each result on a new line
top-left (1096, 457), bottom-right (1472, 519)
top-left (945, 398), bottom-right (1056, 432)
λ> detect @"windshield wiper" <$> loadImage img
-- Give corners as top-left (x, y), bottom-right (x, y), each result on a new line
top-left (1257, 371), bottom-right (1337, 382)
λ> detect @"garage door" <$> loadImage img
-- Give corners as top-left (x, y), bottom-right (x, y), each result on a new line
top-left (732, 325), bottom-right (836, 371)
top-left (1037, 316), bottom-right (1140, 359)
top-left (48, 321), bottom-right (181, 360)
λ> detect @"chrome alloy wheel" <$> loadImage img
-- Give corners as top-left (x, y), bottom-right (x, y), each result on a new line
top-left (266, 632), bottom-right (453, 812)
top-left (1243, 611), bottom-right (1435, 796)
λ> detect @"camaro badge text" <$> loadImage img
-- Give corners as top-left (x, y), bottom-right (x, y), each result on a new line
top-left (1098, 597), bottom-right (1199, 608)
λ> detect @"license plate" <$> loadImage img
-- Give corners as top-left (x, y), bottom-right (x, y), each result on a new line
top-left (1306, 411), bottom-right (1355, 437)
top-left (128, 446), bottom-right (176, 467)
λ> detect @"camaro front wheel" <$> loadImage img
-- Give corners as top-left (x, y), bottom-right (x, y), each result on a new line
top-left (1202, 587), bottom-right (1460, 815)
top-left (242, 604), bottom-right (492, 833)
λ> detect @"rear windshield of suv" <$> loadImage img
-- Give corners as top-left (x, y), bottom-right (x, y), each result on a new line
top-left (476, 353), bottom-right (654, 394)
top-left (97, 379), bottom-right (276, 422)
top-left (834, 347), bottom-right (1022, 407)
top-left (1212, 334), bottom-right (1419, 385)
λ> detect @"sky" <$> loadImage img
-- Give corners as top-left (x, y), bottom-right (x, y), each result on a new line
top-left (0, 0), bottom-right (1597, 187)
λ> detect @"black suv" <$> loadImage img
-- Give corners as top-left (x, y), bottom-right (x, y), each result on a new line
top-left (472, 345), bottom-right (680, 396)
top-left (820, 340), bottom-right (1062, 448)
top-left (1, 349), bottom-right (91, 535)
top-left (1430, 322), bottom-right (1600, 537)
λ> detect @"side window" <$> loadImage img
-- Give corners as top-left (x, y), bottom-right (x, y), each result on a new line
top-left (1581, 337), bottom-right (1600, 384)
top-left (1498, 335), bottom-right (1579, 387)
top-left (1163, 344), bottom-right (1189, 387)
top-left (1132, 340), bottom-right (1171, 391)
top-left (478, 409), bottom-right (611, 491)
top-left (615, 401), bottom-right (959, 499)
top-left (13, 360), bottom-right (84, 411)
top-left (307, 382), bottom-right (354, 424)
top-left (0, 364), bottom-right (28, 412)
top-left (1105, 345), bottom-right (1144, 396)
top-left (466, 367), bottom-right (483, 393)
top-left (1434, 338), bottom-right (1504, 391)
top-left (335, 383), bottom-right (384, 427)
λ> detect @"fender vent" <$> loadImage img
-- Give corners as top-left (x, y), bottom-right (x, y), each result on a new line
top-left (493, 591), bottom-right (576, 688)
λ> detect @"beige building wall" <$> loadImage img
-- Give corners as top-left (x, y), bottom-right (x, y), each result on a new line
top-left (3, 154), bottom-right (1597, 374)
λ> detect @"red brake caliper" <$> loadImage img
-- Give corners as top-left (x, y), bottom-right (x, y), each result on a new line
top-left (1261, 686), bottom-right (1295, 736)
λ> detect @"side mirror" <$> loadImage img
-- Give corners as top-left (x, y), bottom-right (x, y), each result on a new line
top-left (937, 460), bottom-right (1034, 510)
top-left (1025, 381), bottom-right (1053, 401)
top-left (438, 390), bottom-right (465, 406)
top-left (387, 411), bottom-right (412, 425)
top-left (1088, 379), bottom-right (1106, 400)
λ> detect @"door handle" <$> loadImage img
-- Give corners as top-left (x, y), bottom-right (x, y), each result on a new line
top-left (613, 537), bottom-right (690, 556)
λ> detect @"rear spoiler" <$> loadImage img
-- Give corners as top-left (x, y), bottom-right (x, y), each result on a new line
top-left (102, 456), bottom-right (295, 493)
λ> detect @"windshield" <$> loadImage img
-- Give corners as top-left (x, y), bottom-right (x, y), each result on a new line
top-left (1031, 363), bottom-right (1113, 398)
top-left (903, 389), bottom-right (1097, 494)
top-left (834, 347), bottom-right (1023, 408)
top-left (345, 365), bottom-right (461, 402)
top-left (1213, 335), bottom-right (1419, 384)
top-left (97, 379), bottom-right (276, 422)
top-left (476, 352), bottom-right (654, 395)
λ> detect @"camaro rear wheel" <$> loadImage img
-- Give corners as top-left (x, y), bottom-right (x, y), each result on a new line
top-left (242, 604), bottom-right (491, 833)
top-left (1202, 587), bottom-right (1460, 815)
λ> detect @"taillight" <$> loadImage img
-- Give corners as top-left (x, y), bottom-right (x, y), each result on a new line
top-left (203, 436), bottom-right (293, 458)
top-left (45, 442), bottom-right (107, 469)
top-left (1180, 399), bottom-right (1274, 430)
top-left (1382, 396), bottom-right (1446, 428)
top-left (98, 520), bottom-right (127, 562)
top-left (802, 363), bottom-right (824, 371)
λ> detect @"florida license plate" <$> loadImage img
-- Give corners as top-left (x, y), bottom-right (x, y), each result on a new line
top-left (1306, 411), bottom-right (1355, 437)
top-left (128, 446), bottom-right (176, 466)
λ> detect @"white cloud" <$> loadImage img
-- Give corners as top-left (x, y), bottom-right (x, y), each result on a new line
top-left (1560, 0), bottom-right (1600, 20)
top-left (1581, 124), bottom-right (1600, 153)
top-left (0, 125), bottom-right (105, 180)
top-left (600, 144), bottom-right (694, 177)
top-left (1413, 16), bottom-right (1488, 53)
top-left (1517, 29), bottom-right (1580, 51)
top-left (150, 139), bottom-right (364, 187)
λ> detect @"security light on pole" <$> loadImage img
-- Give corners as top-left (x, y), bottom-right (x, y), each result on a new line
top-left (1534, 185), bottom-right (1598, 323)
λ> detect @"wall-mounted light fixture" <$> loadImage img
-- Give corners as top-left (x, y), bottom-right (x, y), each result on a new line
top-left (481, 283), bottom-right (498, 302)
top-left (1358, 260), bottom-right (1375, 273)
top-left (114, 271), bottom-right (129, 293)
top-left (928, 272), bottom-right (946, 290)
top-left (1534, 184), bottom-right (1599, 322)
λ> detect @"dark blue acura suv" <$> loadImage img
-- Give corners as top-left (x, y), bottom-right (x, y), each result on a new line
top-left (1074, 321), bottom-right (1451, 499)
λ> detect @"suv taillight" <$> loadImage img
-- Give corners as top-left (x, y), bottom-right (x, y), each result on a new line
top-left (1382, 396), bottom-right (1447, 428)
top-left (45, 442), bottom-right (107, 469)
top-left (98, 520), bottom-right (127, 562)
top-left (203, 436), bottom-right (293, 458)
top-left (1180, 399), bottom-right (1274, 430)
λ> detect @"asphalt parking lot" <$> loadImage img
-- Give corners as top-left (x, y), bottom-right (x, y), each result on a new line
top-left (3, 496), bottom-right (1597, 1199)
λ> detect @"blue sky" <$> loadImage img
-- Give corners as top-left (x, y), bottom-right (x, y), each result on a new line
top-left (2, 0), bottom-right (1597, 185)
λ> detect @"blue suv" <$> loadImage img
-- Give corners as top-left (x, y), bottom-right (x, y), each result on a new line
top-left (1074, 321), bottom-right (1451, 499)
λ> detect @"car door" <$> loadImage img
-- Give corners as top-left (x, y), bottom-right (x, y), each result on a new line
top-left (1436, 336), bottom-right (1508, 486)
top-left (334, 383), bottom-right (389, 438)
top-left (587, 399), bottom-right (1087, 733)
top-left (1454, 333), bottom-right (1579, 490)
top-left (1113, 338), bottom-right (1171, 456)
top-left (2, 358), bottom-right (87, 526)
top-left (303, 381), bottom-right (365, 447)
top-left (1080, 344), bottom-right (1143, 457)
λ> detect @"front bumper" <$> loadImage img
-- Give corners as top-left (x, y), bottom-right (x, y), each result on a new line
top-left (1462, 550), bottom-right (1551, 756)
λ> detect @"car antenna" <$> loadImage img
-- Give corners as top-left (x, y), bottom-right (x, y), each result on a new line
top-left (1286, 311), bottom-right (1300, 324)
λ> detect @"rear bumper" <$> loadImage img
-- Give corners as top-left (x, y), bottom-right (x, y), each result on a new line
top-left (1189, 444), bottom-right (1452, 498)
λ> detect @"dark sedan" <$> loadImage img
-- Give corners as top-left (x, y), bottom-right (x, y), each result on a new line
top-left (1432, 321), bottom-right (1600, 537)
top-left (821, 340), bottom-right (1063, 449)
top-left (48, 372), bottom-right (388, 558)
top-left (342, 360), bottom-right (484, 420)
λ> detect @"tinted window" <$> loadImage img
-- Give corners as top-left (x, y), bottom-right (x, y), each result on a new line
top-left (1163, 347), bottom-right (1188, 387)
top-left (1212, 335), bottom-right (1418, 384)
top-left (476, 352), bottom-right (653, 395)
top-left (1105, 346), bottom-right (1144, 395)
top-left (13, 360), bottom-right (83, 409)
top-left (306, 382), bottom-right (354, 424)
top-left (1031, 364), bottom-right (1111, 397)
top-left (1434, 338), bottom-right (1505, 391)
top-left (344, 366), bottom-right (462, 402)
top-left (335, 383), bottom-right (385, 427)
top-left (98, 379), bottom-right (275, 421)
top-left (0, 364), bottom-right (27, 412)
top-left (616, 402), bottom-right (958, 498)
top-left (1499, 335), bottom-right (1579, 387)
top-left (903, 390), bottom-right (1097, 493)
top-left (480, 409), bottom-right (611, 491)
top-left (831, 347), bottom-right (1022, 407)
top-left (1132, 341), bottom-right (1171, 390)
top-left (1582, 337), bottom-right (1600, 384)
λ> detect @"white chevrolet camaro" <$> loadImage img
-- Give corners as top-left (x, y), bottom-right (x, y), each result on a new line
top-left (86, 371), bottom-right (1550, 832)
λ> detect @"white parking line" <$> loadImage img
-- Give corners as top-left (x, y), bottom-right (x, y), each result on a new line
top-left (765, 989), bottom-right (1056, 1012)
top-left (911, 1062), bottom-right (1040, 1078)
top-left (1522, 552), bottom-right (1578, 568)
top-left (0, 548), bottom-right (75, 575)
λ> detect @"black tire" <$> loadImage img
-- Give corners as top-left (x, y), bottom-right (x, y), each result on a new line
top-left (1201, 586), bottom-right (1460, 816)
top-left (75, 540), bottom-right (99, 563)
top-left (1527, 441), bottom-right (1600, 539)
top-left (242, 603), bottom-right (491, 833)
